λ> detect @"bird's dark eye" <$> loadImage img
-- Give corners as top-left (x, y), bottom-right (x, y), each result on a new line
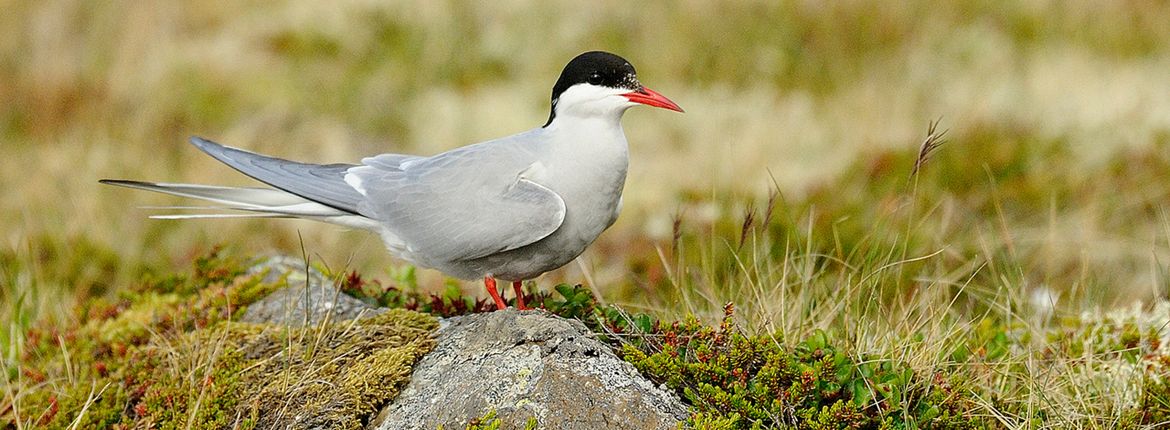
top-left (587, 73), bottom-right (603, 85)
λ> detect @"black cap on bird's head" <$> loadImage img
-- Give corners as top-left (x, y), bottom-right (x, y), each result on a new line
top-left (545, 51), bottom-right (683, 126)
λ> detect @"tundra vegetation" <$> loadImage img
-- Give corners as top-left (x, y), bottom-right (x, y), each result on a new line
top-left (4, 2), bottom-right (1170, 428)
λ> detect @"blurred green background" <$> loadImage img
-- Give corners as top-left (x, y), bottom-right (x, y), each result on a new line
top-left (3, 1), bottom-right (1170, 328)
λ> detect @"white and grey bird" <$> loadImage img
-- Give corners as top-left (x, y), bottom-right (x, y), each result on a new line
top-left (102, 51), bottom-right (683, 310)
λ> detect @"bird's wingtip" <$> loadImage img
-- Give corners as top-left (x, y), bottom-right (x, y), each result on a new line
top-left (100, 179), bottom-right (163, 189)
top-left (188, 136), bottom-right (231, 157)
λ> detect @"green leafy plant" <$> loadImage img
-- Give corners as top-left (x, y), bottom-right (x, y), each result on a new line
top-left (451, 410), bottom-right (538, 430)
top-left (619, 305), bottom-right (980, 429)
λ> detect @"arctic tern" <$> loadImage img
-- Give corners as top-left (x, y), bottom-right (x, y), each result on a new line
top-left (102, 51), bottom-right (683, 310)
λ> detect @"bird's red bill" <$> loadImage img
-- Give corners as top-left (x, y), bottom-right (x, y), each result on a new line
top-left (623, 87), bottom-right (684, 112)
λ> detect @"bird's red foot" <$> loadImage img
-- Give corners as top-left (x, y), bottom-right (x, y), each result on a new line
top-left (484, 276), bottom-right (507, 310)
top-left (512, 281), bottom-right (531, 310)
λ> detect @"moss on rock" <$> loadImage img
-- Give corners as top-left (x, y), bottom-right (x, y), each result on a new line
top-left (6, 249), bottom-right (438, 429)
top-left (239, 309), bottom-right (437, 429)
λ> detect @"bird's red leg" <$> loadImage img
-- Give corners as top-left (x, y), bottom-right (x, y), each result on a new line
top-left (512, 281), bottom-right (530, 310)
top-left (484, 276), bottom-right (507, 310)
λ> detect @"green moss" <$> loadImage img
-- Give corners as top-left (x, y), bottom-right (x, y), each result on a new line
top-left (240, 309), bottom-right (437, 429)
top-left (7, 249), bottom-right (438, 429)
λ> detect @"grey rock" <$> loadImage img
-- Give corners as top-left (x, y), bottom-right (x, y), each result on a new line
top-left (371, 309), bottom-right (688, 430)
top-left (240, 256), bottom-right (384, 325)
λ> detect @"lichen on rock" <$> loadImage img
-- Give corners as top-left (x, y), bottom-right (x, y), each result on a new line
top-left (371, 309), bottom-right (688, 430)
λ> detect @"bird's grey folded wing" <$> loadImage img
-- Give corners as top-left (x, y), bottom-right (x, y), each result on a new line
top-left (189, 136), bottom-right (370, 216)
top-left (349, 149), bottom-right (566, 263)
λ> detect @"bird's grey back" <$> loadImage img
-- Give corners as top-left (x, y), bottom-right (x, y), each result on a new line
top-left (348, 129), bottom-right (568, 264)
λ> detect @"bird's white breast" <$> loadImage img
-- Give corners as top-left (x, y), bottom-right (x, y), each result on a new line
top-left (533, 118), bottom-right (629, 246)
